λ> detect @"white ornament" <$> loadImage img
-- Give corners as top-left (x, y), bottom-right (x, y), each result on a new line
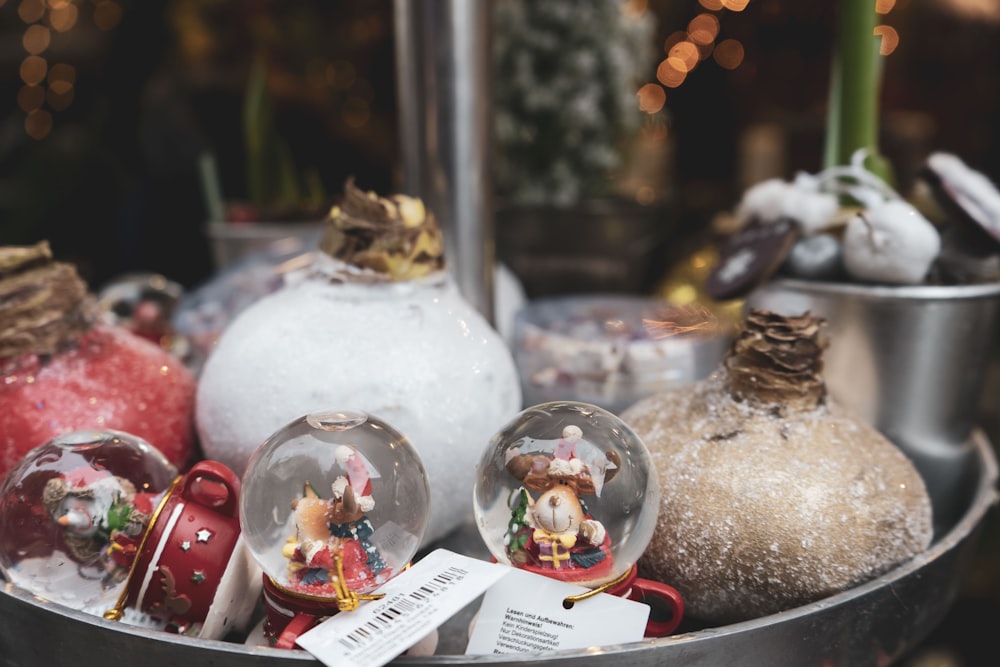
top-left (735, 178), bottom-right (839, 234)
top-left (196, 262), bottom-right (522, 545)
top-left (842, 201), bottom-right (941, 284)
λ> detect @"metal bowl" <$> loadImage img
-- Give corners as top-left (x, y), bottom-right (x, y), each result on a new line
top-left (2, 431), bottom-right (995, 666)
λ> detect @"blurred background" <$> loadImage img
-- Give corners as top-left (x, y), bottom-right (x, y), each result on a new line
top-left (2, 1), bottom-right (1000, 664)
top-left (2, 0), bottom-right (999, 291)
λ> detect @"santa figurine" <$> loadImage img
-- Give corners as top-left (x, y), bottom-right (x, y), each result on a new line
top-left (554, 425), bottom-right (582, 460)
top-left (328, 446), bottom-right (386, 584)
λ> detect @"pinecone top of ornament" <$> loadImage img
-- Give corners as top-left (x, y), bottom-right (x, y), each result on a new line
top-left (724, 309), bottom-right (827, 414)
top-left (0, 241), bottom-right (98, 359)
top-left (318, 178), bottom-right (445, 282)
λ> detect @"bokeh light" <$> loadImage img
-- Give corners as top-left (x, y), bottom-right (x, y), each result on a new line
top-left (46, 85), bottom-right (74, 111)
top-left (49, 2), bottom-right (79, 32)
top-left (722, 0), bottom-right (751, 11)
top-left (663, 30), bottom-right (687, 55)
top-left (20, 55), bottom-right (47, 85)
top-left (637, 83), bottom-right (666, 114)
top-left (874, 24), bottom-right (899, 56)
top-left (623, 0), bottom-right (648, 18)
top-left (18, 0), bottom-right (45, 23)
top-left (22, 24), bottom-right (50, 54)
top-left (24, 108), bottom-right (52, 140)
top-left (699, 0), bottom-right (725, 9)
top-left (688, 13), bottom-right (720, 45)
top-left (17, 85), bottom-right (45, 112)
top-left (48, 62), bottom-right (76, 87)
top-left (93, 1), bottom-right (123, 31)
top-left (669, 41), bottom-right (700, 72)
top-left (876, 0), bottom-right (896, 14)
top-left (657, 58), bottom-right (687, 88)
top-left (714, 38), bottom-right (745, 70)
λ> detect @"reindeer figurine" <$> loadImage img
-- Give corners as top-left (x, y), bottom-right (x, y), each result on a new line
top-left (281, 446), bottom-right (389, 595)
top-left (504, 427), bottom-right (621, 583)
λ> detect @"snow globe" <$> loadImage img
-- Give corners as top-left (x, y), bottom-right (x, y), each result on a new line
top-left (473, 401), bottom-right (684, 636)
top-left (0, 430), bottom-right (177, 616)
top-left (239, 409), bottom-right (431, 649)
top-left (0, 429), bottom-right (258, 638)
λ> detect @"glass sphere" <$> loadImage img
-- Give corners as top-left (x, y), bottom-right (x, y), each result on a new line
top-left (0, 430), bottom-right (178, 614)
top-left (239, 409), bottom-right (431, 600)
top-left (473, 401), bottom-right (659, 587)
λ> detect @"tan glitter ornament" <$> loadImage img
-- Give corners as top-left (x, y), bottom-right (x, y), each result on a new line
top-left (621, 309), bottom-right (933, 624)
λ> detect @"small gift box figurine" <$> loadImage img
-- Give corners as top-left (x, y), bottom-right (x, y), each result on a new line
top-left (238, 409), bottom-right (431, 649)
top-left (0, 430), bottom-right (258, 639)
top-left (473, 401), bottom-right (684, 637)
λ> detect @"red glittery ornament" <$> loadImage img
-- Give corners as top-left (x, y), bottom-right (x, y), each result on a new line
top-left (0, 243), bottom-right (196, 480)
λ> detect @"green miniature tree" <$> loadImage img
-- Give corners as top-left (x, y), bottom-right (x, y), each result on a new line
top-left (506, 487), bottom-right (532, 561)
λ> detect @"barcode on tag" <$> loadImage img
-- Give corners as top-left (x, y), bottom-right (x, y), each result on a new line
top-left (296, 549), bottom-right (511, 667)
top-left (336, 566), bottom-right (467, 651)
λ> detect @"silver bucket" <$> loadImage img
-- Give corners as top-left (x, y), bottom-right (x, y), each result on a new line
top-left (747, 278), bottom-right (1000, 524)
top-left (0, 432), bottom-right (996, 666)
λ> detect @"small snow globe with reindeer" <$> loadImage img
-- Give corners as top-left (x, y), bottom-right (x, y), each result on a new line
top-left (239, 409), bottom-right (430, 648)
top-left (474, 401), bottom-right (659, 589)
top-left (473, 402), bottom-right (684, 636)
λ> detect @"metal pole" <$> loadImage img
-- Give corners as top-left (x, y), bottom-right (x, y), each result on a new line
top-left (393, 0), bottom-right (495, 321)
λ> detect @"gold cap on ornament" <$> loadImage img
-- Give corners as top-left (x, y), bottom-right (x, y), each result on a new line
top-left (318, 178), bottom-right (445, 282)
top-left (0, 241), bottom-right (98, 359)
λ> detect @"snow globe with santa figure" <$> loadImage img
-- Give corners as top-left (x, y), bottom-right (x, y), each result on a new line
top-left (0, 429), bottom-right (259, 639)
top-left (473, 401), bottom-right (685, 636)
top-left (239, 409), bottom-right (431, 649)
top-left (0, 429), bottom-right (177, 617)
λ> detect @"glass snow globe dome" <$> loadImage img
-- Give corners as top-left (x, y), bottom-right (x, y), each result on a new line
top-left (0, 430), bottom-right (177, 614)
top-left (239, 409), bottom-right (431, 601)
top-left (473, 401), bottom-right (659, 588)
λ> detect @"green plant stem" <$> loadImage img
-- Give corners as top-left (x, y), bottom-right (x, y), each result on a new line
top-left (244, 53), bottom-right (270, 211)
top-left (823, 1), bottom-right (893, 185)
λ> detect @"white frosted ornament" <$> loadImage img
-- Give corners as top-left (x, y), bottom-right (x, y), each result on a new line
top-left (843, 200), bottom-right (941, 284)
top-left (197, 181), bottom-right (522, 545)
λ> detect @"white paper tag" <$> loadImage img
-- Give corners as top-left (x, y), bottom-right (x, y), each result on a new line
top-left (296, 548), bottom-right (509, 667)
top-left (465, 567), bottom-right (650, 655)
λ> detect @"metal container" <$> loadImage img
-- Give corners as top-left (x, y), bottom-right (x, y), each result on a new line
top-left (747, 278), bottom-right (1000, 524)
top-left (512, 295), bottom-right (730, 414)
top-left (393, 0), bottom-right (495, 319)
top-left (1, 431), bottom-right (995, 666)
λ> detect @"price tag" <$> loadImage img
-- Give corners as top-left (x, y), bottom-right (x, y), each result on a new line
top-left (295, 549), bottom-right (508, 667)
top-left (465, 567), bottom-right (650, 655)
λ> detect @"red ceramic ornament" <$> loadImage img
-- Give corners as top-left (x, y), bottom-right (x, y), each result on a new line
top-left (0, 243), bottom-right (196, 480)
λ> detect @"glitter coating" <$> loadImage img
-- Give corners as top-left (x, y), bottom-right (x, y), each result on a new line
top-left (0, 325), bottom-right (196, 480)
top-left (621, 371), bottom-right (933, 624)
